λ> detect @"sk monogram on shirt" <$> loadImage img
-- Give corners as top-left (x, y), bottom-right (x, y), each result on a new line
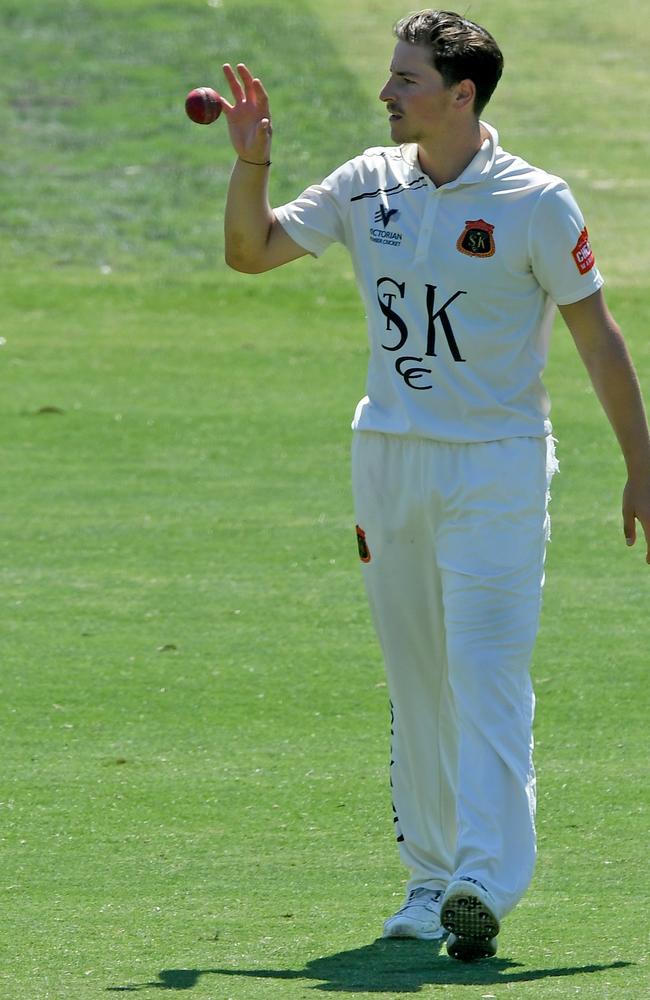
top-left (378, 277), bottom-right (467, 390)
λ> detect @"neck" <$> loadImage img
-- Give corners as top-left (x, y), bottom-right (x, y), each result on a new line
top-left (417, 119), bottom-right (486, 187)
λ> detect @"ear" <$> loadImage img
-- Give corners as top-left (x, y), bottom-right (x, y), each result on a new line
top-left (453, 78), bottom-right (476, 112)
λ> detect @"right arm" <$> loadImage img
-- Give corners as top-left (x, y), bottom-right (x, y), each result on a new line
top-left (221, 63), bottom-right (308, 274)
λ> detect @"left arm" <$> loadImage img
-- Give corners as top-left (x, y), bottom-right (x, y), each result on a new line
top-left (559, 289), bottom-right (650, 563)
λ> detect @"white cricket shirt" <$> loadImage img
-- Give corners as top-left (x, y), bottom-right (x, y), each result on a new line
top-left (274, 123), bottom-right (603, 442)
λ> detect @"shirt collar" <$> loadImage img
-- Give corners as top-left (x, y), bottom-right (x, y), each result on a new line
top-left (400, 120), bottom-right (498, 187)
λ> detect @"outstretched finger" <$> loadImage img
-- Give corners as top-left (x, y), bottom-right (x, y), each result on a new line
top-left (623, 517), bottom-right (636, 549)
top-left (236, 63), bottom-right (260, 104)
top-left (216, 90), bottom-right (235, 114)
top-left (252, 78), bottom-right (270, 118)
top-left (638, 521), bottom-right (650, 563)
top-left (222, 63), bottom-right (245, 103)
top-left (622, 484), bottom-right (636, 549)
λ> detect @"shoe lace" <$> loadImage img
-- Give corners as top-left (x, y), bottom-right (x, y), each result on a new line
top-left (399, 887), bottom-right (443, 914)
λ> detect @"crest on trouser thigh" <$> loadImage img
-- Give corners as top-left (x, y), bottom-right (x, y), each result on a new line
top-left (356, 524), bottom-right (371, 562)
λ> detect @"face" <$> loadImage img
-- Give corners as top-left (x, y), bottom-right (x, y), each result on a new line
top-left (379, 41), bottom-right (457, 144)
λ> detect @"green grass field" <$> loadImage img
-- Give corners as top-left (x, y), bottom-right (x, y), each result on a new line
top-left (2, 1), bottom-right (648, 997)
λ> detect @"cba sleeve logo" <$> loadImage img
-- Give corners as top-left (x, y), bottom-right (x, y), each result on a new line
top-left (571, 227), bottom-right (596, 275)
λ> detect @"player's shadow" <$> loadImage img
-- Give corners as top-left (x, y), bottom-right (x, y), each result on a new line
top-left (106, 938), bottom-right (632, 993)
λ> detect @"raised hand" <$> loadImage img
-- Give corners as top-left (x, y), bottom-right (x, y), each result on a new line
top-left (220, 63), bottom-right (272, 163)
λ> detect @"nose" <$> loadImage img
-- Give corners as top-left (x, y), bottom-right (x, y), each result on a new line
top-left (379, 80), bottom-right (393, 103)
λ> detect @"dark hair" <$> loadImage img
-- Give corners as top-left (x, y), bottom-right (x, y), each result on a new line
top-left (394, 9), bottom-right (503, 115)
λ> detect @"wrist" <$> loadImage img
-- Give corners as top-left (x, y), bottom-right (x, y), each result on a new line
top-left (624, 442), bottom-right (650, 478)
top-left (238, 156), bottom-right (271, 166)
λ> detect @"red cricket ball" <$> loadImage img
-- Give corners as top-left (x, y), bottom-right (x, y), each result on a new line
top-left (185, 87), bottom-right (223, 125)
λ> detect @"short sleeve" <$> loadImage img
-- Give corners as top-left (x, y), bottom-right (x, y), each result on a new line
top-left (529, 181), bottom-right (604, 305)
top-left (274, 159), bottom-right (357, 258)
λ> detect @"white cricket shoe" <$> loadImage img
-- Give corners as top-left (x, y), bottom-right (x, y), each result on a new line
top-left (383, 887), bottom-right (446, 940)
top-left (440, 877), bottom-right (500, 961)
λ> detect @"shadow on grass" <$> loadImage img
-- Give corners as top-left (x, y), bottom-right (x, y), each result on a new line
top-left (106, 939), bottom-right (632, 993)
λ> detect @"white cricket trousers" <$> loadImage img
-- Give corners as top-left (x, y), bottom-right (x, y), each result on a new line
top-left (352, 431), bottom-right (557, 919)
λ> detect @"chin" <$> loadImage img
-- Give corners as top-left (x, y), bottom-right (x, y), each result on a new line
top-left (389, 121), bottom-right (408, 143)
top-left (390, 120), bottom-right (419, 145)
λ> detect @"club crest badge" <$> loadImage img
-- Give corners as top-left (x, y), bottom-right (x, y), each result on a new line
top-left (571, 227), bottom-right (595, 274)
top-left (456, 219), bottom-right (496, 258)
top-left (356, 524), bottom-right (371, 563)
